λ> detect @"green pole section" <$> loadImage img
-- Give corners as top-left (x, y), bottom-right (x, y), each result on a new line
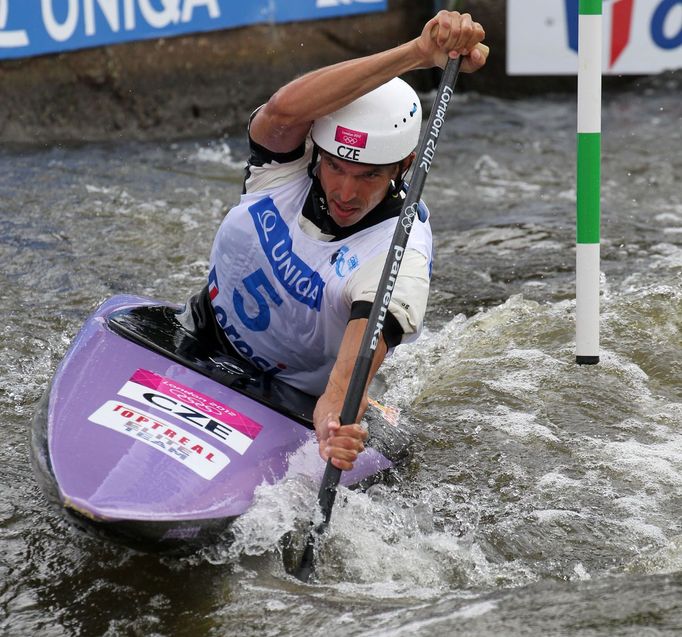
top-left (577, 133), bottom-right (601, 244)
top-left (580, 0), bottom-right (603, 15)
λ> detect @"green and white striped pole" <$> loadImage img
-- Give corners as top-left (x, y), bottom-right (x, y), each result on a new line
top-left (576, 0), bottom-right (602, 365)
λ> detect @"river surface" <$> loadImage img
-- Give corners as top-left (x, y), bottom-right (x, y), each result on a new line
top-left (1, 73), bottom-right (681, 636)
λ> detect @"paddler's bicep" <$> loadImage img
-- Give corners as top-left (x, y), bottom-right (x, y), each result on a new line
top-left (249, 91), bottom-right (314, 155)
top-left (344, 249), bottom-right (431, 342)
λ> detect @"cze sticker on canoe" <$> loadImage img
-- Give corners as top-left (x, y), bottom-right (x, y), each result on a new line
top-left (117, 369), bottom-right (262, 455)
top-left (88, 401), bottom-right (230, 480)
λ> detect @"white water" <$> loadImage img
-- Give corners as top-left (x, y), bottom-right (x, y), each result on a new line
top-left (1, 77), bottom-right (680, 635)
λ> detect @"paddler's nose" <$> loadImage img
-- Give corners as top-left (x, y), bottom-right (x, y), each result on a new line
top-left (337, 175), bottom-right (357, 203)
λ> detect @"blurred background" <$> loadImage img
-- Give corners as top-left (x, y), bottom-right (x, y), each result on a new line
top-left (1, 0), bottom-right (678, 144)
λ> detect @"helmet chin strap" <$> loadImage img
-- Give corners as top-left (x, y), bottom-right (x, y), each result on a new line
top-left (389, 161), bottom-right (410, 196)
top-left (307, 145), bottom-right (320, 179)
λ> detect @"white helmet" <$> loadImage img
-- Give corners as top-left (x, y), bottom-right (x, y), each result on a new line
top-left (311, 78), bottom-right (422, 165)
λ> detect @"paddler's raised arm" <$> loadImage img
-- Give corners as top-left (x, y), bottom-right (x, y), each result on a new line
top-left (249, 10), bottom-right (487, 154)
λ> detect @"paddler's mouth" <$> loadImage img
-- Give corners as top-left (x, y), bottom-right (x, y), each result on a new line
top-left (329, 199), bottom-right (361, 219)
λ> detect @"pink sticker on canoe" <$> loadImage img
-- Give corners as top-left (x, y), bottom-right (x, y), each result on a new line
top-left (334, 126), bottom-right (368, 148)
top-left (128, 369), bottom-right (262, 440)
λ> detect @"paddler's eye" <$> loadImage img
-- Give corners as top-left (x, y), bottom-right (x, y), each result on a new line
top-left (362, 171), bottom-right (382, 181)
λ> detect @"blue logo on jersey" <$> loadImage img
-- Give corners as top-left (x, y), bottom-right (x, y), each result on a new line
top-left (331, 245), bottom-right (360, 278)
top-left (248, 197), bottom-right (325, 311)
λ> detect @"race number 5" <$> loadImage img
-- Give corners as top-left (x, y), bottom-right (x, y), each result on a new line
top-left (233, 268), bottom-right (283, 332)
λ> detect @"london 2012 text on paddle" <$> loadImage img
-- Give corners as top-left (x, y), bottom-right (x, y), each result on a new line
top-left (419, 85), bottom-right (454, 173)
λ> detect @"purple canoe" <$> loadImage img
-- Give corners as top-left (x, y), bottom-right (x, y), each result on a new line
top-left (31, 296), bottom-right (405, 552)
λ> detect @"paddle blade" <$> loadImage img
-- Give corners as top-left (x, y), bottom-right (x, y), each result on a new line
top-left (294, 533), bottom-right (317, 582)
top-left (293, 465), bottom-right (341, 581)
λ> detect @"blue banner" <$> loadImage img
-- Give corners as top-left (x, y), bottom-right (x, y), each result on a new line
top-left (0, 0), bottom-right (387, 60)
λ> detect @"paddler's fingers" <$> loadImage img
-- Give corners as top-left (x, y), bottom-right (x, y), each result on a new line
top-left (323, 423), bottom-right (367, 470)
top-left (330, 457), bottom-right (358, 472)
top-left (459, 43), bottom-right (489, 73)
top-left (318, 439), bottom-right (363, 468)
top-left (327, 422), bottom-right (368, 443)
top-left (440, 12), bottom-right (482, 55)
top-left (327, 441), bottom-right (366, 471)
top-left (424, 11), bottom-right (485, 67)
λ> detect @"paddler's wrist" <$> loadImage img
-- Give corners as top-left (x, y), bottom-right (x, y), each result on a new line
top-left (400, 38), bottom-right (435, 71)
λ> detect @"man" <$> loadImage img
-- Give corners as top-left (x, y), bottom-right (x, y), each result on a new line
top-left (191, 11), bottom-right (487, 472)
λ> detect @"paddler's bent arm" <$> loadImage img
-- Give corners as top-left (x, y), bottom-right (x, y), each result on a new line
top-left (250, 11), bottom-right (487, 154)
top-left (313, 318), bottom-right (388, 471)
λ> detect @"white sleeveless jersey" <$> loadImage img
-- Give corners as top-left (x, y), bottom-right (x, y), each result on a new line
top-left (208, 172), bottom-right (432, 396)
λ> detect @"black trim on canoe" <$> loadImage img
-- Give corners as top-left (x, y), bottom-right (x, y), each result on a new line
top-left (63, 507), bottom-right (238, 555)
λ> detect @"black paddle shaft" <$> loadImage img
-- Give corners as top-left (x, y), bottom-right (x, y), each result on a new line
top-left (295, 57), bottom-right (462, 582)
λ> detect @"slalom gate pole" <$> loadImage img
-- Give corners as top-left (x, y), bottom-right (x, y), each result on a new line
top-left (576, 0), bottom-right (602, 365)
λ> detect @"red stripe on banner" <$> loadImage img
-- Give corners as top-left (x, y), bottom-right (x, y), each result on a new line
top-left (610, 0), bottom-right (634, 67)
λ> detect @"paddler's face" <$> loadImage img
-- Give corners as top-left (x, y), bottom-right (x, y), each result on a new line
top-left (318, 151), bottom-right (401, 227)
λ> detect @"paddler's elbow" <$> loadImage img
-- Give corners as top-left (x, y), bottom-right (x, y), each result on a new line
top-left (251, 90), bottom-right (311, 152)
top-left (260, 89), bottom-right (308, 133)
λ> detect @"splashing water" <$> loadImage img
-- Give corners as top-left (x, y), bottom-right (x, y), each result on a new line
top-left (1, 80), bottom-right (681, 635)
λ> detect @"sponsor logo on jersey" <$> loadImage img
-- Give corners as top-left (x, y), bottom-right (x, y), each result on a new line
top-left (248, 197), bottom-right (325, 311)
top-left (330, 245), bottom-right (360, 278)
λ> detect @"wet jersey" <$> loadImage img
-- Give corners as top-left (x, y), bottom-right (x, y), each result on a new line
top-left (207, 140), bottom-right (432, 396)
